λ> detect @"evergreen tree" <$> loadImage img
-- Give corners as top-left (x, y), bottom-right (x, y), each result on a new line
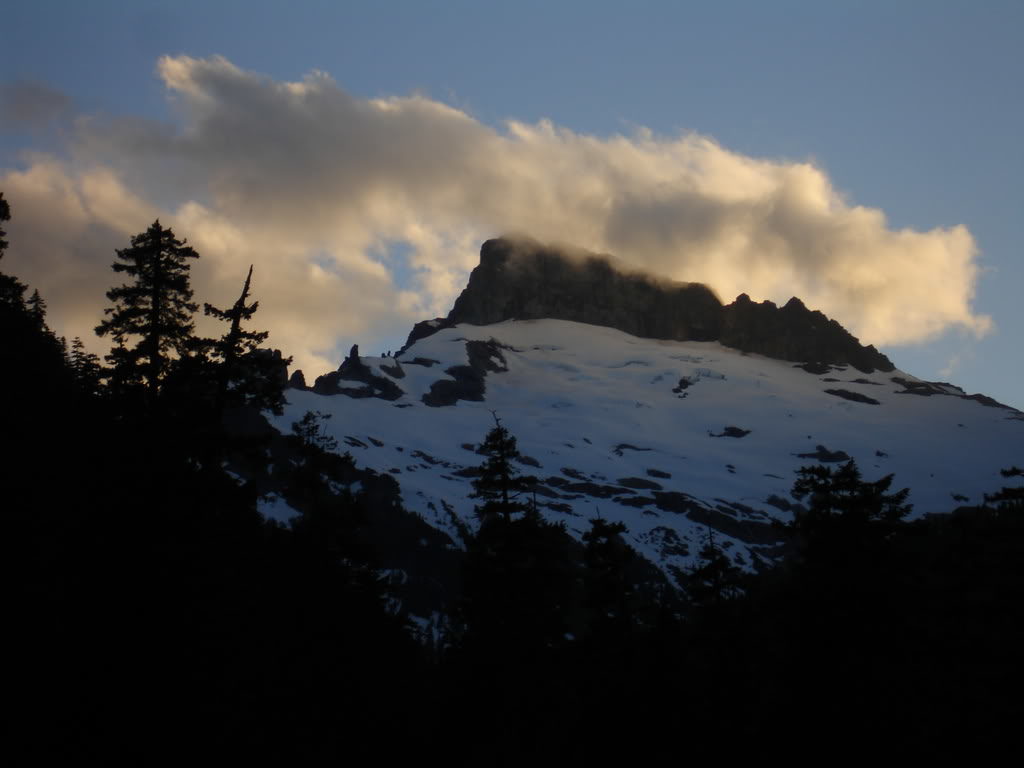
top-left (27, 289), bottom-right (47, 328)
top-left (285, 411), bottom-right (358, 536)
top-left (986, 466), bottom-right (1024, 511)
top-left (282, 410), bottom-right (391, 610)
top-left (789, 459), bottom-right (911, 551)
top-left (582, 518), bottom-right (632, 625)
top-left (0, 191), bottom-right (29, 309)
top-left (0, 191), bottom-right (8, 255)
top-left (0, 192), bottom-right (69, 402)
top-left (291, 409), bottom-right (340, 456)
top-left (68, 336), bottom-right (103, 397)
top-left (471, 412), bottom-right (536, 521)
top-left (782, 458), bottom-right (914, 644)
top-left (453, 416), bottom-right (577, 661)
top-left (683, 528), bottom-right (744, 608)
top-left (95, 220), bottom-right (199, 401)
top-left (204, 264), bottom-right (289, 416)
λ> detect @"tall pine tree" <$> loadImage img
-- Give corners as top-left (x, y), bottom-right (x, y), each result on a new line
top-left (0, 191), bottom-right (29, 309)
top-left (986, 466), bottom-right (1024, 512)
top-left (0, 191), bottom-right (9, 258)
top-left (68, 336), bottom-right (103, 398)
top-left (790, 460), bottom-right (911, 539)
top-left (204, 264), bottom-right (289, 416)
top-left (95, 220), bottom-right (199, 402)
top-left (471, 412), bottom-right (536, 522)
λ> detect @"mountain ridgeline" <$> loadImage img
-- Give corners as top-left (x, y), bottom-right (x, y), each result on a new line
top-left (405, 236), bottom-right (894, 373)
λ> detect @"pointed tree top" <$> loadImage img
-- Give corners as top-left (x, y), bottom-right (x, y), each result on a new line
top-left (0, 191), bottom-right (10, 257)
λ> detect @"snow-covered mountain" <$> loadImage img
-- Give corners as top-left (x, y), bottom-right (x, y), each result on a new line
top-left (263, 237), bottom-right (1023, 590)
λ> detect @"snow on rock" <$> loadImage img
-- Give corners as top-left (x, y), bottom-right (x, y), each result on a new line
top-left (257, 493), bottom-right (300, 524)
top-left (271, 319), bottom-right (1023, 583)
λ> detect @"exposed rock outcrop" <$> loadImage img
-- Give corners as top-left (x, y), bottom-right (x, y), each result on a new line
top-left (720, 294), bottom-right (893, 373)
top-left (422, 339), bottom-right (509, 407)
top-left (824, 388), bottom-right (880, 405)
top-left (417, 236), bottom-right (894, 373)
top-left (251, 348), bottom-right (292, 387)
top-left (313, 344), bottom-right (404, 400)
top-left (890, 376), bottom-right (1021, 413)
top-left (447, 236), bottom-right (723, 343)
top-left (400, 318), bottom-right (448, 355)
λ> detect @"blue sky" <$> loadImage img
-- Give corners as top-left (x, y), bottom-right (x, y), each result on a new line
top-left (2, 0), bottom-right (1022, 409)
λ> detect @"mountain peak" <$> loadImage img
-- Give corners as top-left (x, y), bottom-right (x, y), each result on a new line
top-left (431, 237), bottom-right (893, 373)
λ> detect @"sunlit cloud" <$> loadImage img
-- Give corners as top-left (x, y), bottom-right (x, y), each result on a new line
top-left (0, 55), bottom-right (991, 377)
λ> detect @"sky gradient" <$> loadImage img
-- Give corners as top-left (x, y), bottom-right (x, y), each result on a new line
top-left (2, 1), bottom-right (1022, 408)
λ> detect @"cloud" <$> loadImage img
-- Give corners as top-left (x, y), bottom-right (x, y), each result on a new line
top-left (0, 81), bottom-right (71, 131)
top-left (0, 55), bottom-right (992, 377)
top-left (940, 353), bottom-right (962, 380)
top-left (0, 159), bottom-right (145, 339)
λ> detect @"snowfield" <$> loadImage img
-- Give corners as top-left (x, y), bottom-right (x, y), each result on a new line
top-left (269, 319), bottom-right (1023, 580)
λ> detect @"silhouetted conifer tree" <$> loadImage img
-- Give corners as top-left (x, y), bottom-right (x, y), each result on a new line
top-left (0, 192), bottom-right (70, 401)
top-left (285, 411), bottom-right (359, 546)
top-left (0, 191), bottom-right (29, 309)
top-left (471, 412), bottom-right (536, 521)
top-left (26, 289), bottom-right (47, 327)
top-left (68, 336), bottom-right (103, 397)
top-left (0, 191), bottom-right (8, 254)
top-left (204, 264), bottom-right (289, 416)
top-left (454, 417), bottom-right (578, 663)
top-left (291, 409), bottom-right (340, 454)
top-left (582, 518), bottom-right (634, 630)
top-left (95, 220), bottom-right (199, 402)
top-left (986, 466), bottom-right (1024, 511)
top-left (684, 528), bottom-right (744, 608)
top-left (789, 459), bottom-right (911, 555)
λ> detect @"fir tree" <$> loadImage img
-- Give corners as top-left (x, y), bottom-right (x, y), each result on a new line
top-left (292, 410), bottom-right (340, 455)
top-left (204, 264), bottom-right (289, 416)
top-left (0, 192), bottom-right (68, 395)
top-left (684, 528), bottom-right (744, 608)
top-left (27, 289), bottom-right (47, 328)
top-left (786, 459), bottom-right (912, 586)
top-left (582, 518), bottom-right (632, 620)
top-left (68, 336), bottom-right (103, 397)
top-left (790, 459), bottom-right (911, 541)
top-left (0, 191), bottom-right (9, 257)
top-left (471, 412), bottom-right (536, 521)
top-left (581, 516), bottom-right (653, 645)
top-left (453, 416), bottom-right (577, 663)
top-left (0, 191), bottom-right (29, 309)
top-left (95, 220), bottom-right (199, 401)
top-left (986, 466), bottom-right (1024, 512)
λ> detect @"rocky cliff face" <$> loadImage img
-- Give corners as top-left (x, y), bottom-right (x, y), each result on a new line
top-left (447, 237), bottom-right (724, 343)
top-left (414, 236), bottom-right (894, 373)
top-left (719, 293), bottom-right (894, 373)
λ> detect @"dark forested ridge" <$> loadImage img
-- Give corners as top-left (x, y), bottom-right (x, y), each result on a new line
top-left (4, 195), bottom-right (1023, 760)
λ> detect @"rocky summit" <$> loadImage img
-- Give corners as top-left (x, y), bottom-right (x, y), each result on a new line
top-left (409, 236), bottom-right (893, 373)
